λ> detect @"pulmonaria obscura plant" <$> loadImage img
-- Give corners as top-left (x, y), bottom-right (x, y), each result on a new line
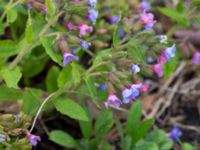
top-left (0, 0), bottom-right (187, 149)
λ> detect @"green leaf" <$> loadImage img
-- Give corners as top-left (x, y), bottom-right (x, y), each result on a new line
top-left (45, 66), bottom-right (60, 93)
top-left (0, 85), bottom-right (22, 101)
top-left (1, 67), bottom-right (22, 89)
top-left (84, 76), bottom-right (99, 107)
top-left (134, 141), bottom-right (159, 150)
top-left (146, 128), bottom-right (173, 150)
top-left (54, 98), bottom-right (88, 121)
top-left (182, 143), bottom-right (196, 150)
top-left (122, 136), bottom-right (132, 150)
top-left (0, 20), bottom-right (4, 35)
top-left (41, 37), bottom-right (62, 65)
top-left (126, 101), bottom-right (142, 135)
top-left (22, 88), bottom-right (42, 115)
top-left (0, 40), bottom-right (17, 58)
top-left (45, 0), bottom-right (56, 18)
top-left (49, 130), bottom-right (78, 148)
top-left (79, 106), bottom-right (92, 139)
top-left (158, 7), bottom-right (190, 27)
top-left (163, 50), bottom-right (179, 79)
top-left (25, 11), bottom-right (33, 43)
top-left (22, 55), bottom-right (48, 78)
top-left (113, 25), bottom-right (120, 48)
top-left (6, 8), bottom-right (18, 23)
top-left (95, 109), bottom-right (114, 138)
top-left (132, 119), bottom-right (153, 143)
top-left (57, 64), bottom-right (72, 88)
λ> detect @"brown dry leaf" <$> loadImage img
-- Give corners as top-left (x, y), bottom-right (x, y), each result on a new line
top-left (141, 93), bottom-right (160, 112)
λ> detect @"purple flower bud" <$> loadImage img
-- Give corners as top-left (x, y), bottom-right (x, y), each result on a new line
top-left (104, 7), bottom-right (111, 12)
top-left (87, 9), bottom-right (98, 24)
top-left (130, 64), bottom-right (140, 73)
top-left (26, 2), bottom-right (32, 9)
top-left (118, 26), bottom-right (126, 38)
top-left (42, 6), bottom-right (48, 14)
top-left (167, 127), bottom-right (182, 141)
top-left (0, 134), bottom-right (6, 142)
top-left (108, 15), bottom-right (119, 24)
top-left (163, 44), bottom-right (176, 61)
top-left (138, 1), bottom-right (151, 11)
top-left (27, 133), bottom-right (41, 146)
top-left (63, 52), bottom-right (79, 66)
top-left (192, 52), bottom-right (200, 64)
top-left (88, 0), bottom-right (97, 8)
top-left (105, 93), bottom-right (121, 108)
top-left (80, 41), bottom-right (91, 50)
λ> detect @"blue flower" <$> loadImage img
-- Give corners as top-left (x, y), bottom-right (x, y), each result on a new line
top-left (80, 41), bottom-right (91, 50)
top-left (138, 1), bottom-right (151, 11)
top-left (63, 52), bottom-right (79, 66)
top-left (118, 26), bottom-right (126, 38)
top-left (163, 44), bottom-right (176, 61)
top-left (87, 9), bottom-right (98, 24)
top-left (122, 88), bottom-right (139, 104)
top-left (167, 127), bottom-right (182, 141)
top-left (0, 134), bottom-right (6, 142)
top-left (108, 15), bottom-right (119, 24)
top-left (88, 0), bottom-right (97, 8)
top-left (130, 64), bottom-right (140, 73)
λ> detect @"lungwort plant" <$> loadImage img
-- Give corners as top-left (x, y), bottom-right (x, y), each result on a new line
top-left (0, 0), bottom-right (196, 149)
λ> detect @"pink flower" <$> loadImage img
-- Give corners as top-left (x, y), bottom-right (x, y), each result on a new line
top-left (152, 56), bottom-right (166, 78)
top-left (78, 23), bottom-right (93, 37)
top-left (27, 133), bottom-right (41, 146)
top-left (67, 21), bottom-right (78, 30)
top-left (140, 11), bottom-right (156, 26)
top-left (105, 93), bottom-right (121, 108)
top-left (135, 80), bottom-right (149, 92)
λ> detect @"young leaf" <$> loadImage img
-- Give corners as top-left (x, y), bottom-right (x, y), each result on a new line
top-left (126, 101), bottom-right (142, 135)
top-left (25, 11), bottom-right (33, 43)
top-left (49, 130), bottom-right (78, 148)
top-left (45, 66), bottom-right (60, 93)
top-left (95, 109), bottom-right (114, 138)
top-left (41, 37), bottom-right (62, 65)
top-left (1, 67), bottom-right (22, 89)
top-left (54, 98), bottom-right (88, 121)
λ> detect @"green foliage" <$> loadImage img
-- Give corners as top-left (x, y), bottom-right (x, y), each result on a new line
top-left (25, 11), bottom-right (33, 43)
top-left (41, 37), bottom-right (62, 65)
top-left (182, 143), bottom-right (196, 150)
top-left (126, 101), bottom-right (142, 136)
top-left (49, 130), bottom-right (79, 148)
top-left (95, 109), bottom-right (114, 138)
top-left (54, 98), bottom-right (89, 121)
top-left (0, 67), bottom-right (22, 89)
top-left (158, 2), bottom-right (190, 28)
top-left (0, 86), bottom-right (22, 101)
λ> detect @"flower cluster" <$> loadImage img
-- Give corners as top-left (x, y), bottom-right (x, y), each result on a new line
top-left (62, 0), bottom-right (98, 66)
